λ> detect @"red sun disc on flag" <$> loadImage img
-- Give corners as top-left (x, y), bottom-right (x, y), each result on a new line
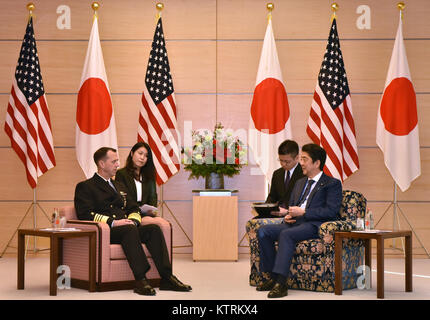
top-left (251, 78), bottom-right (289, 134)
top-left (380, 77), bottom-right (418, 136)
top-left (76, 78), bottom-right (113, 135)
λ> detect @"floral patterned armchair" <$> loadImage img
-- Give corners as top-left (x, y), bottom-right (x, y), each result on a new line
top-left (246, 190), bottom-right (366, 292)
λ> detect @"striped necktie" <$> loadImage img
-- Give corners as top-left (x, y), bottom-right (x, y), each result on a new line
top-left (297, 180), bottom-right (315, 207)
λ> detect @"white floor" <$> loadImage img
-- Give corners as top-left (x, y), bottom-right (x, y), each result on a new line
top-left (1, 253), bottom-right (430, 300)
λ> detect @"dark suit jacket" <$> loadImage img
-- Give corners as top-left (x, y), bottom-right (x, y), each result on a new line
top-left (289, 173), bottom-right (342, 229)
top-left (114, 168), bottom-right (157, 207)
top-left (74, 173), bottom-right (141, 226)
top-left (266, 165), bottom-right (305, 207)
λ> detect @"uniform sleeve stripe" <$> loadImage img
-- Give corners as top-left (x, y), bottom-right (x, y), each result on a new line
top-left (93, 213), bottom-right (109, 224)
top-left (128, 212), bottom-right (142, 224)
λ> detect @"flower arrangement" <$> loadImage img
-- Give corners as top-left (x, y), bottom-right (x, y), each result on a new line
top-left (182, 123), bottom-right (247, 180)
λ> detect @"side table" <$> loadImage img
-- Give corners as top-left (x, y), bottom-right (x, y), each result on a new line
top-left (192, 192), bottom-right (238, 261)
top-left (335, 230), bottom-right (412, 299)
top-left (18, 228), bottom-right (96, 296)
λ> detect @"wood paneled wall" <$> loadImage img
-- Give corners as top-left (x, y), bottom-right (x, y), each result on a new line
top-left (1, 0), bottom-right (429, 257)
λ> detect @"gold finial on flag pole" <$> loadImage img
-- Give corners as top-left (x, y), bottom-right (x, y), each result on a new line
top-left (156, 2), bottom-right (164, 20)
top-left (331, 2), bottom-right (339, 22)
top-left (92, 2), bottom-right (100, 19)
top-left (26, 2), bottom-right (35, 21)
top-left (267, 3), bottom-right (274, 21)
top-left (397, 2), bottom-right (405, 20)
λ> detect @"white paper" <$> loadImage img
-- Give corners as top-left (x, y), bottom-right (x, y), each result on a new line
top-left (40, 228), bottom-right (80, 232)
top-left (139, 204), bottom-right (158, 213)
top-left (351, 229), bottom-right (391, 233)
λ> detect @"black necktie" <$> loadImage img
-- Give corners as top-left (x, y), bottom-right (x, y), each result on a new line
top-left (284, 170), bottom-right (291, 190)
top-left (297, 180), bottom-right (315, 207)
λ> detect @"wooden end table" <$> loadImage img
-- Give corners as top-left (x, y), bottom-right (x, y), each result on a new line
top-left (335, 230), bottom-right (412, 299)
top-left (18, 228), bottom-right (96, 296)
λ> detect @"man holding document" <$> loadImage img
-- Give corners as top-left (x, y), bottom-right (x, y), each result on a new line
top-left (257, 144), bottom-right (342, 298)
top-left (74, 146), bottom-right (191, 296)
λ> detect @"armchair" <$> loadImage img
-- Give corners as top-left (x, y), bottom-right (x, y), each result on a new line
top-left (246, 190), bottom-right (366, 292)
top-left (59, 206), bottom-right (172, 291)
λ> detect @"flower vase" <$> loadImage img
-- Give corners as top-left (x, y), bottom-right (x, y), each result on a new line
top-left (205, 172), bottom-right (224, 189)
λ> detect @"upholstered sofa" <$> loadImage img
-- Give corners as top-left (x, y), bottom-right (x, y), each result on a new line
top-left (246, 190), bottom-right (366, 292)
top-left (59, 206), bottom-right (172, 291)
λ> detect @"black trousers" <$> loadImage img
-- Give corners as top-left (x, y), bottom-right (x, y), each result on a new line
top-left (110, 224), bottom-right (172, 281)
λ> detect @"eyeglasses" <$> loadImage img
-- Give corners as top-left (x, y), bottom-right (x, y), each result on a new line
top-left (278, 158), bottom-right (293, 165)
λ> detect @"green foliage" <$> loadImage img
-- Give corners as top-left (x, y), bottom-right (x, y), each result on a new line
top-left (182, 123), bottom-right (247, 179)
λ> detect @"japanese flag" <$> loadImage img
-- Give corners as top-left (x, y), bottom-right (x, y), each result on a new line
top-left (76, 16), bottom-right (118, 178)
top-left (376, 14), bottom-right (420, 191)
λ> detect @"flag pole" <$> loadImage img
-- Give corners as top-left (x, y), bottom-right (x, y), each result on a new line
top-left (26, 2), bottom-right (34, 21)
top-left (264, 3), bottom-right (274, 199)
top-left (156, 2), bottom-right (164, 220)
top-left (267, 2), bottom-right (274, 21)
top-left (92, 1), bottom-right (99, 20)
top-left (1, 3), bottom-right (53, 257)
top-left (330, 2), bottom-right (338, 22)
top-left (374, 2), bottom-right (430, 258)
top-left (148, 2), bottom-right (192, 250)
top-left (156, 2), bottom-right (163, 20)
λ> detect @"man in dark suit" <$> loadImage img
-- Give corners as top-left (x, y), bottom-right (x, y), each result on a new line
top-left (263, 140), bottom-right (305, 217)
top-left (74, 147), bottom-right (191, 296)
top-left (256, 143), bottom-right (342, 298)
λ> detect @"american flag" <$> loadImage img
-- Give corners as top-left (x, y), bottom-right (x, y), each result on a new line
top-left (306, 18), bottom-right (359, 181)
top-left (138, 17), bottom-right (180, 185)
top-left (4, 18), bottom-right (56, 188)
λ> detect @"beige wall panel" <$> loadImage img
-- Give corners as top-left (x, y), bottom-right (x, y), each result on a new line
top-left (1, 93), bottom-right (218, 148)
top-left (0, 148), bottom-right (34, 200)
top-left (217, 40), bottom-right (430, 94)
top-left (217, 41), bottom-right (323, 94)
top-left (217, 0), bottom-right (330, 40)
top-left (342, 148), bottom-right (397, 201)
top-left (367, 202), bottom-right (430, 256)
top-left (112, 94), bottom-right (145, 147)
top-left (35, 148), bottom-right (86, 200)
top-left (0, 41), bottom-right (22, 93)
top-left (0, 95), bottom-right (12, 146)
top-left (0, 40), bottom-right (216, 94)
top-left (5, 1), bottom-right (430, 41)
top-left (345, 149), bottom-right (430, 203)
top-left (175, 94), bottom-right (217, 145)
top-left (217, 94), bottom-right (314, 148)
top-left (45, 94), bottom-right (77, 147)
top-left (330, 94), bottom-right (430, 147)
top-left (162, 165), bottom-right (266, 202)
top-left (1, 41), bottom-right (87, 94)
top-left (217, 0), bottom-right (358, 40)
top-left (0, 201), bottom-right (73, 254)
top-left (218, 0), bottom-right (430, 40)
top-left (224, 166), bottom-right (266, 201)
top-left (0, 0), bottom-right (216, 40)
top-left (336, 0), bottom-right (430, 39)
top-left (395, 203), bottom-right (430, 256)
top-left (3, 92), bottom-right (428, 149)
top-left (396, 148), bottom-right (430, 202)
top-left (159, 200), bottom-right (193, 251)
top-left (59, 41), bottom-right (215, 94)
top-left (157, 166), bottom-right (204, 201)
top-left (344, 39), bottom-right (430, 94)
